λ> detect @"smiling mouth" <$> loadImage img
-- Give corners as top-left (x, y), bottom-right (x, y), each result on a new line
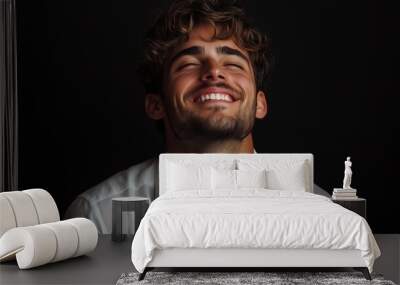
top-left (193, 93), bottom-right (236, 104)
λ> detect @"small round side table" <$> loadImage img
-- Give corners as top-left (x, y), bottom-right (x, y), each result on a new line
top-left (112, 196), bottom-right (150, 242)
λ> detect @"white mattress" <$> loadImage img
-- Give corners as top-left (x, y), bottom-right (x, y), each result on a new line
top-left (131, 190), bottom-right (381, 273)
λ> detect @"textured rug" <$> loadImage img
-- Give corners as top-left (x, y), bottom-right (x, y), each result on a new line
top-left (116, 271), bottom-right (396, 285)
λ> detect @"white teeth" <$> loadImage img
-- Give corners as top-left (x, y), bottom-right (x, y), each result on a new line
top-left (197, 93), bottom-right (234, 103)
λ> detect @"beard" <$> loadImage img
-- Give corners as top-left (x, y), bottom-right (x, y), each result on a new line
top-left (166, 102), bottom-right (256, 142)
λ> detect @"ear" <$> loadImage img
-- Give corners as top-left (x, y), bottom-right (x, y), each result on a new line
top-left (255, 90), bottom-right (268, 119)
top-left (145, 93), bottom-right (165, 120)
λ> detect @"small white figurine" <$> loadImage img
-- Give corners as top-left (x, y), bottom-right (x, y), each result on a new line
top-left (343, 156), bottom-right (353, 189)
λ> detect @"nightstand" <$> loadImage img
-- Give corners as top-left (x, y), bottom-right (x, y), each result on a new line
top-left (332, 198), bottom-right (366, 219)
top-left (112, 196), bottom-right (150, 242)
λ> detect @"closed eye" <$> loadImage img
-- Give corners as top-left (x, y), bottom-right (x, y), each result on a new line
top-left (225, 63), bottom-right (244, 70)
top-left (177, 63), bottom-right (200, 71)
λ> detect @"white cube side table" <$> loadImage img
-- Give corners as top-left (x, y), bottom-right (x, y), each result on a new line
top-left (112, 196), bottom-right (150, 242)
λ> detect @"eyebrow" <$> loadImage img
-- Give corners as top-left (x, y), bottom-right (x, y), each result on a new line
top-left (170, 46), bottom-right (204, 64)
top-left (170, 45), bottom-right (249, 65)
top-left (216, 46), bottom-right (249, 63)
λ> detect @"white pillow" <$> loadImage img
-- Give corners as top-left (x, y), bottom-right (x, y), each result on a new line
top-left (212, 169), bottom-right (236, 190)
top-left (167, 162), bottom-right (212, 191)
top-left (266, 167), bottom-right (307, 192)
top-left (236, 169), bottom-right (268, 188)
top-left (212, 168), bottom-right (268, 190)
top-left (237, 159), bottom-right (308, 192)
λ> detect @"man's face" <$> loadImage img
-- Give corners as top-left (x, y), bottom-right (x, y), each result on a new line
top-left (161, 24), bottom-right (265, 141)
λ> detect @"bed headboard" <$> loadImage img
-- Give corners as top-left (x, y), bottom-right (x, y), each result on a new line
top-left (159, 153), bottom-right (314, 195)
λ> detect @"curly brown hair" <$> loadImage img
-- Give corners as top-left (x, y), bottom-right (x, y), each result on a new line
top-left (139, 0), bottom-right (271, 94)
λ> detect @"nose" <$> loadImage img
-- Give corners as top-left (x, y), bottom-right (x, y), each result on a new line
top-left (201, 60), bottom-right (225, 83)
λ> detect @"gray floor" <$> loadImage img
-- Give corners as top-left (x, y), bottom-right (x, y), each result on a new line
top-left (374, 234), bottom-right (400, 284)
top-left (0, 234), bottom-right (399, 285)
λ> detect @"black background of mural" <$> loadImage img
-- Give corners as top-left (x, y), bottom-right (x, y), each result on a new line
top-left (16, 0), bottom-right (399, 233)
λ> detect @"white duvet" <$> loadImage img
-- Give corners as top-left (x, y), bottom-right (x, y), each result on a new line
top-left (131, 190), bottom-right (380, 273)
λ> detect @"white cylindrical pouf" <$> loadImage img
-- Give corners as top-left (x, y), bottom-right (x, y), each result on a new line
top-left (0, 226), bottom-right (57, 269)
top-left (23, 189), bottom-right (60, 224)
top-left (65, 218), bottom-right (98, 257)
top-left (0, 191), bottom-right (39, 227)
top-left (0, 196), bottom-right (17, 237)
top-left (0, 219), bottom-right (98, 269)
top-left (42, 221), bottom-right (79, 262)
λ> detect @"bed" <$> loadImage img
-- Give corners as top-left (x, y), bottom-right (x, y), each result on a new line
top-left (131, 153), bottom-right (381, 280)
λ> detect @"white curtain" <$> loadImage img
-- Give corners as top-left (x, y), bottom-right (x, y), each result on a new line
top-left (0, 0), bottom-right (18, 192)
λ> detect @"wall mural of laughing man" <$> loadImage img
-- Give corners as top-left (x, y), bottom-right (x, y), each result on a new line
top-left (66, 0), bottom-right (328, 233)
top-left (145, 19), bottom-right (268, 153)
